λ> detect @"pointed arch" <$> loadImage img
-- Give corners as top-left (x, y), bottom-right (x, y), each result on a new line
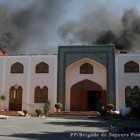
top-left (9, 86), bottom-right (16, 100)
top-left (80, 63), bottom-right (93, 74)
top-left (34, 86), bottom-right (48, 103)
top-left (36, 62), bottom-right (49, 73)
top-left (132, 86), bottom-right (140, 107)
top-left (125, 86), bottom-right (132, 107)
top-left (34, 86), bottom-right (42, 103)
top-left (132, 86), bottom-right (140, 94)
top-left (9, 86), bottom-right (23, 111)
top-left (42, 86), bottom-right (48, 102)
top-left (70, 79), bottom-right (104, 111)
top-left (124, 61), bottom-right (139, 73)
top-left (11, 62), bottom-right (24, 73)
top-left (125, 86), bottom-right (132, 95)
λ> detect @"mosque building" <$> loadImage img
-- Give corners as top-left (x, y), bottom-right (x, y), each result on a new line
top-left (0, 45), bottom-right (140, 115)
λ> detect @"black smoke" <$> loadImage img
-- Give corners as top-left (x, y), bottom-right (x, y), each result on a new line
top-left (0, 8), bottom-right (17, 54)
top-left (1, 1), bottom-right (140, 54)
top-left (0, 0), bottom-right (69, 54)
top-left (58, 8), bottom-right (140, 51)
top-left (11, 0), bottom-right (69, 54)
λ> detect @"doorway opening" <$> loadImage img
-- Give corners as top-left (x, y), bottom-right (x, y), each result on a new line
top-left (87, 91), bottom-right (101, 111)
top-left (70, 80), bottom-right (105, 111)
top-left (9, 86), bottom-right (22, 111)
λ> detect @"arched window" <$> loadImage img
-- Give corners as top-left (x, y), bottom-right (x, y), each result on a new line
top-left (125, 86), bottom-right (132, 107)
top-left (34, 86), bottom-right (48, 103)
top-left (42, 86), bottom-right (48, 103)
top-left (132, 86), bottom-right (140, 94)
top-left (34, 86), bottom-right (42, 103)
top-left (131, 86), bottom-right (140, 107)
top-left (125, 86), bottom-right (140, 107)
top-left (36, 62), bottom-right (49, 73)
top-left (80, 63), bottom-right (93, 74)
top-left (9, 86), bottom-right (23, 111)
top-left (11, 62), bottom-right (24, 73)
top-left (124, 61), bottom-right (139, 73)
top-left (9, 86), bottom-right (16, 100)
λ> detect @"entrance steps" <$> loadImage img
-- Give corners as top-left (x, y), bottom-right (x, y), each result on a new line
top-left (0, 111), bottom-right (100, 118)
top-left (0, 111), bottom-right (24, 116)
top-left (49, 111), bottom-right (100, 118)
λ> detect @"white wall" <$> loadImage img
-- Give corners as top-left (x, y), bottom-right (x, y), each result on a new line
top-left (0, 57), bottom-right (4, 95)
top-left (29, 55), bottom-right (57, 114)
top-left (65, 58), bottom-right (106, 111)
top-left (4, 56), bottom-right (29, 111)
top-left (116, 54), bottom-right (140, 110)
top-left (0, 57), bottom-right (5, 110)
top-left (0, 55), bottom-right (57, 114)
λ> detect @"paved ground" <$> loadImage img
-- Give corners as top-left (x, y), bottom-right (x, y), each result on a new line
top-left (0, 116), bottom-right (140, 140)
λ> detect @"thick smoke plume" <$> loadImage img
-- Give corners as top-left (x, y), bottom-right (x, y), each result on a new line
top-left (0, 0), bottom-right (68, 55)
top-left (1, 0), bottom-right (140, 55)
top-left (11, 0), bottom-right (69, 54)
top-left (0, 8), bottom-right (17, 54)
top-left (58, 8), bottom-right (140, 51)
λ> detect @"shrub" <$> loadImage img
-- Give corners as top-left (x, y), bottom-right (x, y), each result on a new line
top-left (0, 95), bottom-right (6, 100)
top-left (35, 108), bottom-right (43, 116)
top-left (44, 100), bottom-right (50, 115)
top-left (55, 103), bottom-right (62, 109)
top-left (106, 104), bottom-right (114, 110)
top-left (23, 109), bottom-right (28, 115)
top-left (0, 95), bottom-right (6, 110)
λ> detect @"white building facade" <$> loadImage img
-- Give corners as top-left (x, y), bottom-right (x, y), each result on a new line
top-left (116, 53), bottom-right (140, 111)
top-left (0, 55), bottom-right (57, 114)
top-left (0, 45), bottom-right (140, 115)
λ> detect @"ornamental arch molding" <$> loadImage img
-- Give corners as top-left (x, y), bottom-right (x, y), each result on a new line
top-left (57, 45), bottom-right (115, 110)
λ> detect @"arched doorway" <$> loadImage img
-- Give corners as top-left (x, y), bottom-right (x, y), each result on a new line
top-left (9, 86), bottom-right (23, 111)
top-left (70, 80), bottom-right (106, 111)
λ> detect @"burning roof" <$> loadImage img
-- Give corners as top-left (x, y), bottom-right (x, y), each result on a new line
top-left (0, 48), bottom-right (7, 56)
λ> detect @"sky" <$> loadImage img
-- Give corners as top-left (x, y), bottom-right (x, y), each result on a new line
top-left (0, 0), bottom-right (140, 54)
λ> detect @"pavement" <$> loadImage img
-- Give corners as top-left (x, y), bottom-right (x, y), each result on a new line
top-left (0, 116), bottom-right (140, 140)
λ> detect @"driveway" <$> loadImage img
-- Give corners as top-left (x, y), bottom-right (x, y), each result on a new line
top-left (0, 116), bottom-right (140, 140)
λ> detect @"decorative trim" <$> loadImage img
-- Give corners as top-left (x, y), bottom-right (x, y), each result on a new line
top-left (57, 45), bottom-right (116, 110)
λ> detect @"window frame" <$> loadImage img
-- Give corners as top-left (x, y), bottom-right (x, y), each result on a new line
top-left (124, 61), bottom-right (139, 73)
top-left (35, 62), bottom-right (49, 73)
top-left (11, 62), bottom-right (24, 73)
top-left (34, 86), bottom-right (48, 103)
top-left (125, 86), bottom-right (132, 107)
top-left (80, 63), bottom-right (93, 74)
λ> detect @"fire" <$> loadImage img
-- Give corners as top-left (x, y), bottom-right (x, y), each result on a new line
top-left (0, 51), bottom-right (7, 56)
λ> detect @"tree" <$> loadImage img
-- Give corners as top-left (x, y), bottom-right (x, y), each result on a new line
top-left (44, 100), bottom-right (50, 115)
top-left (0, 95), bottom-right (6, 110)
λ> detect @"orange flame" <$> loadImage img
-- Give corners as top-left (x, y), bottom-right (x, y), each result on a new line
top-left (0, 52), bottom-right (7, 56)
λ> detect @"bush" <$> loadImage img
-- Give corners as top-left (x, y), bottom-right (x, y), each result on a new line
top-left (44, 100), bottom-right (50, 114)
top-left (106, 104), bottom-right (114, 110)
top-left (23, 109), bottom-right (28, 115)
top-left (55, 103), bottom-right (62, 109)
top-left (35, 108), bottom-right (43, 116)
top-left (0, 95), bottom-right (6, 100)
